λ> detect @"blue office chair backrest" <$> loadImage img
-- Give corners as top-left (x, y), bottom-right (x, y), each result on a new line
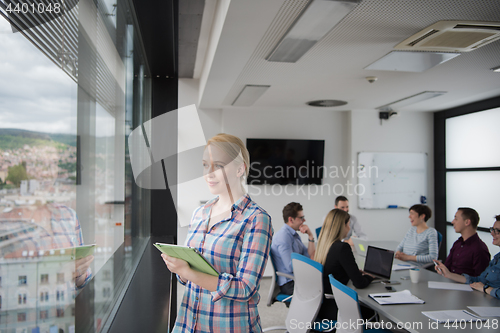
top-left (291, 252), bottom-right (323, 271)
top-left (316, 226), bottom-right (322, 239)
top-left (329, 274), bottom-right (362, 333)
top-left (329, 274), bottom-right (358, 302)
top-left (287, 253), bottom-right (324, 333)
top-left (437, 230), bottom-right (443, 250)
top-left (329, 275), bottom-right (391, 333)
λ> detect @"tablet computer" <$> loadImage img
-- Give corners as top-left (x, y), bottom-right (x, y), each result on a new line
top-left (154, 243), bottom-right (219, 277)
top-left (74, 244), bottom-right (96, 260)
top-left (43, 244), bottom-right (96, 260)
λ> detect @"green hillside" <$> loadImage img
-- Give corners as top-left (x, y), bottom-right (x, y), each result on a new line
top-left (48, 133), bottom-right (77, 147)
top-left (0, 128), bottom-right (76, 150)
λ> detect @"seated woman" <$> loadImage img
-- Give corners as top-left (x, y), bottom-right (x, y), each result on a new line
top-left (395, 204), bottom-right (438, 265)
top-left (314, 209), bottom-right (374, 322)
top-left (434, 215), bottom-right (500, 299)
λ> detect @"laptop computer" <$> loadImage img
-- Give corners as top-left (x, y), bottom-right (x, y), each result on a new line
top-left (352, 237), bottom-right (370, 257)
top-left (363, 245), bottom-right (394, 281)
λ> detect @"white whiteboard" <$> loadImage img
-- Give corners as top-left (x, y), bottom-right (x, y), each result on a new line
top-left (358, 152), bottom-right (427, 209)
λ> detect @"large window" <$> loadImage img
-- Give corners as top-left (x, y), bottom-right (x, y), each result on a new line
top-left (0, 0), bottom-right (151, 332)
top-left (445, 108), bottom-right (500, 229)
top-left (446, 108), bottom-right (500, 169)
top-left (436, 101), bottom-right (500, 257)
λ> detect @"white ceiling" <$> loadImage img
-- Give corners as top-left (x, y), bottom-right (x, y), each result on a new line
top-left (196, 0), bottom-right (500, 113)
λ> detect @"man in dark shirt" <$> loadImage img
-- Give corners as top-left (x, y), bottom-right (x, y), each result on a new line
top-left (444, 207), bottom-right (490, 276)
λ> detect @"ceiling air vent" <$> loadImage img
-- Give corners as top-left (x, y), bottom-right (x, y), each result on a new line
top-left (307, 100), bottom-right (347, 107)
top-left (394, 21), bottom-right (500, 52)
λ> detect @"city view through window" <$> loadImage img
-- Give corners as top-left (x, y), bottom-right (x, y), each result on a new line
top-left (0, 1), bottom-right (151, 332)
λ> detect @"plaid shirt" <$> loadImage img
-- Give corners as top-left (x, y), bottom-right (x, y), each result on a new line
top-left (1, 203), bottom-right (92, 288)
top-left (48, 204), bottom-right (92, 289)
top-left (174, 194), bottom-right (273, 333)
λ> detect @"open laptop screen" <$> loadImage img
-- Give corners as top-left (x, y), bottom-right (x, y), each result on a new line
top-left (363, 245), bottom-right (394, 280)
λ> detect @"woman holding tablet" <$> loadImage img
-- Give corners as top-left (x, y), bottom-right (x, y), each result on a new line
top-left (314, 209), bottom-right (374, 322)
top-left (161, 133), bottom-right (273, 332)
top-left (395, 204), bottom-right (438, 265)
top-left (434, 215), bottom-right (500, 299)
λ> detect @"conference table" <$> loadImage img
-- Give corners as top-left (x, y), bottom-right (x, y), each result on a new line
top-left (349, 241), bottom-right (500, 333)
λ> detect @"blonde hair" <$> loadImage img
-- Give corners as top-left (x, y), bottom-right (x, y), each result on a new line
top-left (314, 209), bottom-right (350, 265)
top-left (205, 133), bottom-right (250, 190)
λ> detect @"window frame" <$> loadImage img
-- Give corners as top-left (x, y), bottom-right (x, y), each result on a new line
top-left (434, 95), bottom-right (500, 259)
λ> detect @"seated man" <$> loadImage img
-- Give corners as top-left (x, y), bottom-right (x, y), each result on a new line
top-left (444, 207), bottom-right (490, 275)
top-left (335, 196), bottom-right (367, 245)
top-left (271, 202), bottom-right (315, 295)
top-left (434, 214), bottom-right (500, 299)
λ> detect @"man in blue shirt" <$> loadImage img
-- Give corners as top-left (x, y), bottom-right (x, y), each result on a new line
top-left (271, 202), bottom-right (315, 295)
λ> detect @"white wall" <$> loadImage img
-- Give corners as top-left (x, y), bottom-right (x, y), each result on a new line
top-left (222, 108), bottom-right (350, 240)
top-left (177, 79), bottom-right (222, 245)
top-left (349, 110), bottom-right (434, 243)
top-left (177, 80), bottom-right (435, 275)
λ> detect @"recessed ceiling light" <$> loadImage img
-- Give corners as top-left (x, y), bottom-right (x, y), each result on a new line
top-left (365, 51), bottom-right (459, 72)
top-left (491, 65), bottom-right (500, 72)
top-left (377, 91), bottom-right (446, 111)
top-left (232, 85), bottom-right (270, 106)
top-left (307, 100), bottom-right (347, 107)
top-left (267, 0), bottom-right (361, 63)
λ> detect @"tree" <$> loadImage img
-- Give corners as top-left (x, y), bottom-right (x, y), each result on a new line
top-left (6, 163), bottom-right (29, 187)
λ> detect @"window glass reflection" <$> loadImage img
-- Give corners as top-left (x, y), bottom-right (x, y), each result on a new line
top-left (446, 107), bottom-right (500, 169)
top-left (0, 0), bottom-right (151, 331)
top-left (446, 171), bottom-right (500, 229)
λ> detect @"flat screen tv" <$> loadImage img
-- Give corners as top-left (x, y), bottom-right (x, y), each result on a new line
top-left (246, 138), bottom-right (325, 185)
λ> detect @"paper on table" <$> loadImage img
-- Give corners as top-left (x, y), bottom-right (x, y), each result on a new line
top-left (392, 263), bottom-right (416, 271)
top-left (369, 289), bottom-right (424, 305)
top-left (422, 310), bottom-right (487, 323)
top-left (428, 281), bottom-right (472, 291)
top-left (467, 306), bottom-right (500, 317)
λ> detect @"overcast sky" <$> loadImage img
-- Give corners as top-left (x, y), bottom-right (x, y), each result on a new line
top-left (0, 12), bottom-right (119, 137)
top-left (0, 16), bottom-right (78, 134)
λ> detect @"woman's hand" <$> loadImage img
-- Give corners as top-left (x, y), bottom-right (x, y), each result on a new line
top-left (162, 253), bottom-right (219, 291)
top-left (362, 271), bottom-right (376, 278)
top-left (74, 255), bottom-right (94, 287)
top-left (161, 253), bottom-right (191, 278)
top-left (395, 251), bottom-right (408, 261)
top-left (470, 282), bottom-right (485, 293)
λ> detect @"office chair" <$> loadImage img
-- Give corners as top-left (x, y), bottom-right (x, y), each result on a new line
top-left (285, 253), bottom-right (335, 333)
top-left (263, 251), bottom-right (293, 332)
top-left (329, 275), bottom-right (391, 333)
top-left (266, 251), bottom-right (293, 306)
top-left (316, 226), bottom-right (322, 239)
top-left (423, 230), bottom-right (443, 271)
top-left (437, 230), bottom-right (443, 250)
